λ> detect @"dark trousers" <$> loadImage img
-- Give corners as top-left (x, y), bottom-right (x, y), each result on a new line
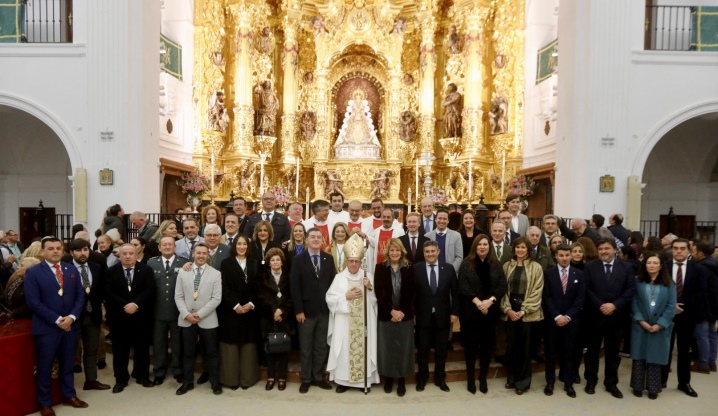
top-left (79, 314), bottom-right (101, 382)
top-left (153, 319), bottom-right (182, 379)
top-left (267, 352), bottom-right (289, 379)
top-left (181, 325), bottom-right (219, 385)
top-left (661, 316), bottom-right (695, 386)
top-left (631, 360), bottom-right (662, 394)
top-left (112, 326), bottom-right (151, 384)
top-left (461, 316), bottom-right (495, 383)
top-left (545, 318), bottom-right (579, 385)
top-left (584, 316), bottom-right (623, 387)
top-left (297, 313), bottom-right (329, 383)
top-left (506, 320), bottom-right (535, 390)
top-left (416, 314), bottom-right (450, 383)
top-left (35, 329), bottom-right (79, 407)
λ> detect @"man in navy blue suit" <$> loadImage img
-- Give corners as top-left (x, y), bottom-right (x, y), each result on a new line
top-left (24, 237), bottom-right (89, 416)
top-left (542, 244), bottom-right (586, 398)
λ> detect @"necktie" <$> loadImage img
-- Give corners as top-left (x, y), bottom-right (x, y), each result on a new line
top-left (533, 248), bottom-right (538, 259)
top-left (125, 268), bottom-right (133, 290)
top-left (411, 237), bottom-right (417, 258)
top-left (189, 240), bottom-right (196, 252)
top-left (165, 260), bottom-right (171, 273)
top-left (424, 219), bottom-right (431, 233)
top-left (505, 232), bottom-right (510, 245)
top-left (194, 267), bottom-right (202, 295)
top-left (227, 236), bottom-right (233, 246)
top-left (676, 262), bottom-right (684, 302)
top-left (81, 265), bottom-right (92, 312)
top-left (429, 264), bottom-right (438, 294)
top-left (604, 263), bottom-right (612, 281)
top-left (264, 213), bottom-right (271, 221)
top-left (561, 268), bottom-right (568, 294)
top-left (312, 254), bottom-right (319, 277)
top-left (496, 244), bottom-right (502, 259)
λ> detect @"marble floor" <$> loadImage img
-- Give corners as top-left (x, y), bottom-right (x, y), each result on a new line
top-left (35, 355), bottom-right (718, 416)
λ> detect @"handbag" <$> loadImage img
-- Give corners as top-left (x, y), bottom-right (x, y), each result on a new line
top-left (264, 322), bottom-right (291, 354)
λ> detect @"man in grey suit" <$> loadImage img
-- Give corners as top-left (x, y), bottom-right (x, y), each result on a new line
top-left (130, 211), bottom-right (159, 242)
top-left (148, 236), bottom-right (189, 385)
top-left (175, 218), bottom-right (205, 261)
top-left (425, 209), bottom-right (463, 272)
top-left (175, 243), bottom-right (222, 396)
top-left (506, 193), bottom-right (529, 236)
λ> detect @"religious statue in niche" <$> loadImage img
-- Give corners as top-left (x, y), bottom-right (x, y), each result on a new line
top-left (399, 111), bottom-right (417, 142)
top-left (207, 91), bottom-right (230, 133)
top-left (256, 27), bottom-right (274, 55)
top-left (310, 16), bottom-right (327, 38)
top-left (253, 80), bottom-right (279, 136)
top-left (303, 71), bottom-right (314, 84)
top-left (324, 170), bottom-right (345, 198)
top-left (488, 97), bottom-right (509, 135)
top-left (335, 90), bottom-right (380, 147)
top-left (403, 73), bottom-right (414, 85)
top-left (370, 170), bottom-right (391, 199)
top-left (442, 83), bottom-right (463, 138)
top-left (447, 25), bottom-right (463, 55)
top-left (300, 111), bottom-right (317, 141)
top-left (494, 54), bottom-right (507, 69)
top-left (211, 51), bottom-right (225, 66)
top-left (391, 17), bottom-right (407, 36)
top-left (237, 160), bottom-right (257, 196)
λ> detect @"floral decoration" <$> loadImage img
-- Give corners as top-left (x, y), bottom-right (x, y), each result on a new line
top-left (177, 171), bottom-right (210, 198)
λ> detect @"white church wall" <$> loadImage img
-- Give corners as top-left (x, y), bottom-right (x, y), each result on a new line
top-left (0, 0), bottom-right (160, 230)
top-left (553, 0), bottom-right (718, 222)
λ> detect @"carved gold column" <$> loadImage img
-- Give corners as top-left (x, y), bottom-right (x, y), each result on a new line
top-left (281, 15), bottom-right (300, 163)
top-left (228, 3), bottom-right (254, 154)
top-left (462, 9), bottom-right (485, 154)
top-left (417, 13), bottom-right (437, 160)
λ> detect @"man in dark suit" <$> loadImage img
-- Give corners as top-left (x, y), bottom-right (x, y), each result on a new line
top-left (490, 221), bottom-right (513, 265)
top-left (24, 237), bottom-right (89, 416)
top-left (414, 240), bottom-right (459, 393)
top-left (528, 226), bottom-right (556, 271)
top-left (68, 239), bottom-right (111, 391)
top-left (220, 212), bottom-right (241, 247)
top-left (543, 244), bottom-right (586, 398)
top-left (130, 211), bottom-right (159, 242)
top-left (562, 218), bottom-right (601, 245)
top-left (290, 228), bottom-right (336, 394)
top-left (418, 197), bottom-right (437, 236)
top-left (661, 238), bottom-right (708, 397)
top-left (400, 212), bottom-right (429, 264)
top-left (498, 210), bottom-right (521, 244)
top-left (582, 238), bottom-right (636, 399)
top-left (229, 197), bottom-right (249, 234)
top-left (538, 215), bottom-right (562, 247)
top-left (148, 236), bottom-right (189, 385)
top-left (104, 244), bottom-right (156, 393)
top-left (245, 191), bottom-right (291, 244)
top-left (607, 214), bottom-right (629, 246)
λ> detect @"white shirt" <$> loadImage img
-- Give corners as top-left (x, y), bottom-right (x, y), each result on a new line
top-left (511, 215), bottom-right (519, 233)
top-left (260, 211), bottom-right (274, 222)
top-left (161, 255), bottom-right (176, 267)
top-left (233, 257), bottom-right (253, 310)
top-left (45, 261), bottom-right (78, 322)
top-left (672, 261), bottom-right (685, 283)
top-left (72, 261), bottom-right (93, 285)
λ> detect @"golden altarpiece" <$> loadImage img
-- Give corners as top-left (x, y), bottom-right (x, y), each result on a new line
top-left (192, 0), bottom-right (525, 208)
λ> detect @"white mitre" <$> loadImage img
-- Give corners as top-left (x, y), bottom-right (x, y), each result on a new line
top-left (343, 233), bottom-right (366, 260)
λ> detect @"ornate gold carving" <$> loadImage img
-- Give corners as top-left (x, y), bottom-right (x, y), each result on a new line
top-left (439, 137), bottom-right (462, 162)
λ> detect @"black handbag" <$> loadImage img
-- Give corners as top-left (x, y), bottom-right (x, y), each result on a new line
top-left (264, 323), bottom-right (291, 354)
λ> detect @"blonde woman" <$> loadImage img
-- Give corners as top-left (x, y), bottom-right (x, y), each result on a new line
top-left (325, 222), bottom-right (349, 273)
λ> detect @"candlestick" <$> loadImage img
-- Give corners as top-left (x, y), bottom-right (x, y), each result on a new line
top-left (305, 187), bottom-right (310, 220)
top-left (468, 156), bottom-right (473, 203)
top-left (210, 151), bottom-right (215, 201)
top-left (500, 152), bottom-right (506, 201)
top-left (408, 188), bottom-right (412, 212)
top-left (295, 158), bottom-right (300, 200)
top-left (415, 158), bottom-right (419, 211)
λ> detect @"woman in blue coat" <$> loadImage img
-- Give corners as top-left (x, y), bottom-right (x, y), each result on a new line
top-left (630, 253), bottom-right (676, 399)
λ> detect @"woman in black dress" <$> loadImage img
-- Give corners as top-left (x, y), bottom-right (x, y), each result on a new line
top-left (457, 210), bottom-right (486, 259)
top-left (457, 234), bottom-right (507, 394)
top-left (251, 220), bottom-right (279, 269)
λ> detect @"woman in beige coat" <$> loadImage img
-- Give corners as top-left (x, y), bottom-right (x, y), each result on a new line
top-left (501, 236), bottom-right (544, 395)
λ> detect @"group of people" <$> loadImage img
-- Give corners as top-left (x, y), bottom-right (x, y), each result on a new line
top-left (1, 191), bottom-right (717, 416)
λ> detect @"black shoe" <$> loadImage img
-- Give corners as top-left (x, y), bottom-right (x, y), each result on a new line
top-left (152, 377), bottom-right (164, 386)
top-left (505, 382), bottom-right (515, 389)
top-left (606, 385), bottom-right (623, 399)
top-left (565, 384), bottom-right (576, 398)
top-left (197, 372), bottom-right (209, 385)
top-left (585, 383), bottom-right (596, 394)
top-left (435, 381), bottom-right (450, 392)
top-left (112, 383), bottom-right (127, 394)
top-left (299, 382), bottom-right (310, 394)
top-left (139, 379), bottom-right (153, 388)
top-left (544, 383), bottom-right (554, 396)
top-left (312, 380), bottom-right (333, 390)
top-left (384, 378), bottom-right (393, 394)
top-left (397, 382), bottom-right (406, 397)
top-left (335, 385), bottom-right (348, 393)
top-left (479, 380), bottom-right (488, 394)
top-left (73, 364), bottom-right (82, 373)
top-left (467, 381), bottom-right (476, 395)
top-left (574, 375), bottom-right (581, 384)
top-left (648, 392), bottom-right (658, 400)
top-left (230, 385), bottom-right (240, 391)
top-left (174, 375), bottom-right (184, 383)
top-left (677, 384), bottom-right (698, 397)
top-left (97, 360), bottom-right (107, 370)
top-left (176, 383), bottom-right (194, 395)
top-left (416, 381), bottom-right (426, 392)
top-left (632, 389), bottom-right (642, 398)
top-left (516, 388), bottom-right (527, 395)
top-left (212, 384), bottom-right (223, 395)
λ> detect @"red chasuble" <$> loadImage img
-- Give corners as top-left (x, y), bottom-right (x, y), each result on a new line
top-left (347, 221), bottom-right (363, 235)
top-left (372, 217), bottom-right (382, 230)
top-left (289, 219), bottom-right (301, 229)
top-left (376, 229), bottom-right (393, 264)
top-left (315, 223), bottom-right (330, 250)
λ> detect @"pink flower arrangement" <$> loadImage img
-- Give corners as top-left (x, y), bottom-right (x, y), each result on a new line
top-left (429, 187), bottom-right (447, 207)
top-left (506, 174), bottom-right (536, 198)
top-left (271, 185), bottom-right (288, 208)
top-left (177, 171), bottom-right (210, 198)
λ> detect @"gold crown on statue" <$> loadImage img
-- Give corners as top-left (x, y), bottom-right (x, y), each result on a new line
top-left (343, 233), bottom-right (366, 259)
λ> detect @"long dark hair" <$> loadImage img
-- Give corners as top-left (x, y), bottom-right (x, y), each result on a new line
top-left (229, 234), bottom-right (253, 258)
top-left (638, 252), bottom-right (672, 287)
top-left (464, 234), bottom-right (499, 268)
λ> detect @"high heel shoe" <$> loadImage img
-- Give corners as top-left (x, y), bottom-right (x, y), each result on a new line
top-left (265, 379), bottom-right (275, 391)
top-left (278, 380), bottom-right (286, 391)
top-left (479, 380), bottom-right (488, 394)
top-left (467, 381), bottom-right (477, 395)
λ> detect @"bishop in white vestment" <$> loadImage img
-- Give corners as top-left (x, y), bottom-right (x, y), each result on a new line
top-left (326, 234), bottom-right (379, 391)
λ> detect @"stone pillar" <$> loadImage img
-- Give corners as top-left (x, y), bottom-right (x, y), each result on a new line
top-left (462, 11), bottom-right (484, 153)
